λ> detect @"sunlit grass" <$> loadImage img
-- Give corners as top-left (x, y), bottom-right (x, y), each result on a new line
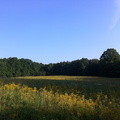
top-left (17, 75), bottom-right (104, 80)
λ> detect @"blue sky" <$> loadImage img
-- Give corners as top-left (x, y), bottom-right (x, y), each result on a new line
top-left (0, 0), bottom-right (120, 64)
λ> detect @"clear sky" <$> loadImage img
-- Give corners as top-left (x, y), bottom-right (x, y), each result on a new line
top-left (0, 0), bottom-right (120, 64)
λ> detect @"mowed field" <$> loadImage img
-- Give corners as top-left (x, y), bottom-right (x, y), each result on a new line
top-left (0, 76), bottom-right (120, 120)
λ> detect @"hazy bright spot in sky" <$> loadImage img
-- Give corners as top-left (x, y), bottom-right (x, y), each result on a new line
top-left (110, 0), bottom-right (120, 30)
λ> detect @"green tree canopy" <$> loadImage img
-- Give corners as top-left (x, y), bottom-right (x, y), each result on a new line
top-left (100, 48), bottom-right (120, 64)
top-left (99, 48), bottom-right (120, 77)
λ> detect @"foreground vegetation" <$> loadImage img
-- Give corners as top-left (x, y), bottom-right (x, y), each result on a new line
top-left (0, 76), bottom-right (120, 120)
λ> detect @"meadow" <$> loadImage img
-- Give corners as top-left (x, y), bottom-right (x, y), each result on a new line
top-left (0, 76), bottom-right (120, 120)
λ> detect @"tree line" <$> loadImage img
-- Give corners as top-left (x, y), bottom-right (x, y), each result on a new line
top-left (0, 48), bottom-right (120, 77)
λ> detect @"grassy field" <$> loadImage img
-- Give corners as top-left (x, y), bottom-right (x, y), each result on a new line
top-left (0, 76), bottom-right (120, 120)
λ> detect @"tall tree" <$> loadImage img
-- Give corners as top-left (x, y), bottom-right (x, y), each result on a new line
top-left (99, 48), bottom-right (120, 77)
top-left (100, 48), bottom-right (120, 64)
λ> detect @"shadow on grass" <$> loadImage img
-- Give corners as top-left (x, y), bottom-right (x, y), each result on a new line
top-left (0, 104), bottom-right (101, 120)
top-left (0, 105), bottom-right (42, 120)
top-left (0, 76), bottom-right (120, 98)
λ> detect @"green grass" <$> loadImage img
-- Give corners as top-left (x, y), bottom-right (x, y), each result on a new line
top-left (1, 76), bottom-right (120, 99)
top-left (0, 76), bottom-right (120, 120)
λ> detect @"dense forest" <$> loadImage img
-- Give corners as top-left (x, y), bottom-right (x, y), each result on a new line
top-left (0, 48), bottom-right (120, 77)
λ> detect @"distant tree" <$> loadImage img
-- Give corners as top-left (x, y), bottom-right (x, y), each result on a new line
top-left (19, 58), bottom-right (32, 76)
top-left (100, 48), bottom-right (120, 64)
top-left (69, 58), bottom-right (89, 76)
top-left (78, 58), bottom-right (89, 75)
top-left (43, 63), bottom-right (54, 75)
top-left (88, 59), bottom-right (99, 76)
top-left (99, 48), bottom-right (120, 77)
top-left (0, 61), bottom-right (7, 77)
top-left (6, 57), bottom-right (21, 77)
top-left (0, 48), bottom-right (120, 77)
top-left (30, 62), bottom-right (42, 76)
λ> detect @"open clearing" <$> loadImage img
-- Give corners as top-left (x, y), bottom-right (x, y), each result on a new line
top-left (0, 76), bottom-right (120, 120)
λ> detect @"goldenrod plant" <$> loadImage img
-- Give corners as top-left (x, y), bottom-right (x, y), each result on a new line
top-left (0, 76), bottom-right (120, 120)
